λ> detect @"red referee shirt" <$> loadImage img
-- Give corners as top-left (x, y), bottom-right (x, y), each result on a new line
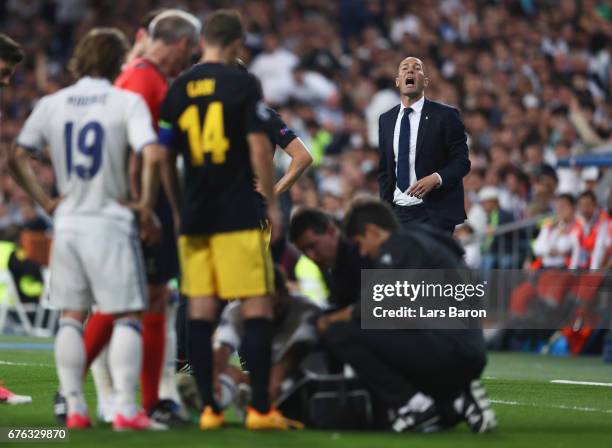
top-left (115, 57), bottom-right (168, 129)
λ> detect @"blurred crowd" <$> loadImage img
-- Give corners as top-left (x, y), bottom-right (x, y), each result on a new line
top-left (0, 0), bottom-right (610, 270)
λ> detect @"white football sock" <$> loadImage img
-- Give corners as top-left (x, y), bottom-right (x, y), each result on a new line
top-left (108, 318), bottom-right (142, 418)
top-left (91, 346), bottom-right (115, 419)
top-left (55, 317), bottom-right (88, 416)
top-left (158, 299), bottom-right (181, 404)
top-left (91, 346), bottom-right (114, 400)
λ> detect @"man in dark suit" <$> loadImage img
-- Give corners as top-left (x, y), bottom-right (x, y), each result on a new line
top-left (377, 57), bottom-right (470, 233)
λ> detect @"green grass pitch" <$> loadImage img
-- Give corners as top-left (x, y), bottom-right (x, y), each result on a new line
top-left (1, 336), bottom-right (611, 447)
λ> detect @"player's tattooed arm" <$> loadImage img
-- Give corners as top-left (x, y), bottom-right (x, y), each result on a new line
top-left (274, 138), bottom-right (312, 195)
top-left (7, 145), bottom-right (60, 215)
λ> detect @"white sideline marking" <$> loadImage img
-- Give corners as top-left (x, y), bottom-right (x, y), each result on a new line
top-left (0, 360), bottom-right (53, 367)
top-left (550, 380), bottom-right (612, 387)
top-left (491, 399), bottom-right (612, 414)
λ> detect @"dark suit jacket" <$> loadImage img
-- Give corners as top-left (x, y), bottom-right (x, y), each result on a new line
top-left (377, 98), bottom-right (471, 225)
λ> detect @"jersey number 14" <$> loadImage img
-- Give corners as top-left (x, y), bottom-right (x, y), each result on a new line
top-left (179, 102), bottom-right (229, 166)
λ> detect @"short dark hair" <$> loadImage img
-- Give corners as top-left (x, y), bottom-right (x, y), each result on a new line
top-left (68, 28), bottom-right (129, 81)
top-left (557, 193), bottom-right (576, 206)
top-left (578, 190), bottom-right (597, 204)
top-left (0, 33), bottom-right (24, 64)
top-left (343, 200), bottom-right (400, 239)
top-left (204, 9), bottom-right (243, 47)
top-left (289, 207), bottom-right (333, 243)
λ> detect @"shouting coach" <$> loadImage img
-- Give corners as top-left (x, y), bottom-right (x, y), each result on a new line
top-left (377, 57), bottom-right (470, 233)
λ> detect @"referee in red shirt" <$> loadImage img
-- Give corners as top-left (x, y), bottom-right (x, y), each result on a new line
top-left (82, 9), bottom-right (201, 423)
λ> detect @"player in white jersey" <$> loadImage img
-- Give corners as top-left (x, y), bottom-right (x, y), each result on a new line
top-left (7, 28), bottom-right (165, 431)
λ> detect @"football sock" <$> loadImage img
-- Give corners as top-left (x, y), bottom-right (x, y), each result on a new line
top-left (188, 319), bottom-right (218, 413)
top-left (141, 312), bottom-right (165, 413)
top-left (90, 346), bottom-right (114, 403)
top-left (109, 318), bottom-right (142, 418)
top-left (55, 317), bottom-right (88, 416)
top-left (158, 299), bottom-right (181, 403)
top-left (83, 312), bottom-right (114, 369)
top-left (242, 318), bottom-right (273, 414)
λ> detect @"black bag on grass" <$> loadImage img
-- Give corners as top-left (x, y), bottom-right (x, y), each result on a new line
top-left (276, 372), bottom-right (375, 429)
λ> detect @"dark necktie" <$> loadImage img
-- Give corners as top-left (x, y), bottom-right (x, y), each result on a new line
top-left (397, 107), bottom-right (413, 192)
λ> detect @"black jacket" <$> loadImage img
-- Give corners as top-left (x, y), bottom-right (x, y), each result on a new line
top-left (324, 237), bottom-right (375, 309)
top-left (377, 98), bottom-right (470, 225)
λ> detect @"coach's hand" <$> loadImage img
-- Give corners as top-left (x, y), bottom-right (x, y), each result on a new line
top-left (407, 174), bottom-right (440, 199)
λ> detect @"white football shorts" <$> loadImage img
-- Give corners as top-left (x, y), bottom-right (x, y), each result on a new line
top-left (49, 221), bottom-right (147, 313)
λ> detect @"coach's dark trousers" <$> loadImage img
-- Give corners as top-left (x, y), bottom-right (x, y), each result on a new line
top-left (392, 203), bottom-right (456, 234)
top-left (323, 323), bottom-right (486, 412)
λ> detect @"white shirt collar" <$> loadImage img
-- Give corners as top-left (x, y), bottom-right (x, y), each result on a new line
top-left (400, 95), bottom-right (425, 114)
top-left (76, 76), bottom-right (112, 87)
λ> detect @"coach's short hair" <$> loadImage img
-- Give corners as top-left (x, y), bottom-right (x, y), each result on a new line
top-left (289, 207), bottom-right (333, 243)
top-left (149, 9), bottom-right (201, 46)
top-left (343, 199), bottom-right (400, 238)
top-left (204, 9), bottom-right (244, 47)
top-left (0, 33), bottom-right (24, 64)
top-left (68, 28), bottom-right (129, 81)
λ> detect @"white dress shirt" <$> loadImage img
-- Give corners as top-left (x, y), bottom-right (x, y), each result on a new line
top-left (393, 96), bottom-right (424, 206)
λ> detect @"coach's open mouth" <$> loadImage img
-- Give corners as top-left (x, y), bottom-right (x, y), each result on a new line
top-left (405, 77), bottom-right (415, 86)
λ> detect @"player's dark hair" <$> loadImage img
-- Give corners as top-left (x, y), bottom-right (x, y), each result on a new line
top-left (578, 190), bottom-right (597, 204)
top-left (204, 9), bottom-right (244, 47)
top-left (557, 193), bottom-right (575, 206)
top-left (0, 33), bottom-right (24, 64)
top-left (68, 28), bottom-right (129, 81)
top-left (343, 200), bottom-right (400, 238)
top-left (289, 207), bottom-right (333, 242)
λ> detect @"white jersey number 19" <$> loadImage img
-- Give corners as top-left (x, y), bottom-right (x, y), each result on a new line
top-left (64, 120), bottom-right (104, 180)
